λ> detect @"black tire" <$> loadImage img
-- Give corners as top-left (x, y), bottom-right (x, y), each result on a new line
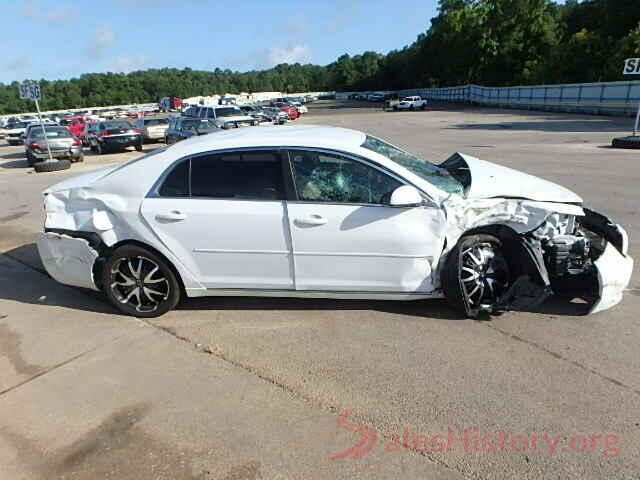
top-left (611, 135), bottom-right (640, 149)
top-left (135, 143), bottom-right (143, 152)
top-left (97, 142), bottom-right (105, 155)
top-left (410, 105), bottom-right (415, 111)
top-left (26, 151), bottom-right (38, 167)
top-left (421, 104), bottom-right (427, 111)
top-left (102, 244), bottom-right (181, 318)
top-left (73, 152), bottom-right (84, 163)
top-left (441, 234), bottom-right (511, 317)
top-left (34, 159), bottom-right (71, 172)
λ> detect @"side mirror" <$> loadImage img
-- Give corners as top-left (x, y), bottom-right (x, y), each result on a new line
top-left (389, 185), bottom-right (423, 207)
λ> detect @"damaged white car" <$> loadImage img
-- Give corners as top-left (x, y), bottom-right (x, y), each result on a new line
top-left (37, 126), bottom-right (633, 318)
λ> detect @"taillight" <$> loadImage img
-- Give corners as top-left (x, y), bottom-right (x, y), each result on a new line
top-left (133, 128), bottom-right (143, 134)
top-left (72, 138), bottom-right (81, 146)
top-left (29, 141), bottom-right (40, 150)
top-left (100, 130), bottom-right (110, 137)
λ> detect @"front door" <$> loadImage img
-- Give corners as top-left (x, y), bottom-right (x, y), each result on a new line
top-left (286, 149), bottom-right (446, 293)
top-left (141, 149), bottom-right (294, 290)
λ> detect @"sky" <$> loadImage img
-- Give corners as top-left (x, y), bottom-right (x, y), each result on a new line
top-left (1, 0), bottom-right (441, 84)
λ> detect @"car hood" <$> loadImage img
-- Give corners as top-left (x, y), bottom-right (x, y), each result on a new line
top-left (441, 152), bottom-right (583, 204)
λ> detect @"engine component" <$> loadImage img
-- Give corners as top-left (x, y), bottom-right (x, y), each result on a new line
top-left (544, 235), bottom-right (590, 277)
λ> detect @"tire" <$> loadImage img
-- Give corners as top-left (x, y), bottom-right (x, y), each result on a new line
top-left (26, 151), bottom-right (38, 167)
top-left (34, 159), bottom-right (71, 173)
top-left (97, 142), bottom-right (105, 155)
top-left (611, 135), bottom-right (640, 149)
top-left (421, 104), bottom-right (426, 111)
top-left (441, 234), bottom-right (511, 317)
top-left (102, 244), bottom-right (181, 318)
top-left (410, 105), bottom-right (415, 111)
top-left (135, 143), bottom-right (143, 152)
top-left (73, 152), bottom-right (84, 163)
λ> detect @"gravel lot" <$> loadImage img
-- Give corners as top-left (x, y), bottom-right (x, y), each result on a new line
top-left (0, 101), bottom-right (638, 479)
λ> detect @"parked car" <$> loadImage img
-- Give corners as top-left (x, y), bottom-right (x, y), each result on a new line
top-left (164, 117), bottom-right (219, 144)
top-left (36, 125), bottom-right (633, 318)
top-left (259, 106), bottom-right (288, 124)
top-left (24, 125), bottom-right (83, 166)
top-left (394, 96), bottom-right (427, 110)
top-left (192, 105), bottom-right (259, 129)
top-left (273, 102), bottom-right (299, 120)
top-left (159, 96), bottom-right (183, 112)
top-left (4, 121), bottom-right (31, 145)
top-left (66, 117), bottom-right (87, 137)
top-left (135, 117), bottom-right (170, 143)
top-left (239, 105), bottom-right (269, 122)
top-left (80, 121), bottom-right (100, 147)
top-left (22, 121), bottom-right (59, 147)
top-left (88, 120), bottom-right (143, 154)
top-left (289, 101), bottom-right (308, 114)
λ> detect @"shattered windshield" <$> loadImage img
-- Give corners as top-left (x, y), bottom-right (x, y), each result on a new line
top-left (361, 135), bottom-right (463, 195)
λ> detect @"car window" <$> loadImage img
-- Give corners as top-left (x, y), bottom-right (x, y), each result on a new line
top-left (289, 150), bottom-right (402, 204)
top-left (190, 150), bottom-right (284, 200)
top-left (159, 160), bottom-right (190, 197)
top-left (144, 118), bottom-right (169, 126)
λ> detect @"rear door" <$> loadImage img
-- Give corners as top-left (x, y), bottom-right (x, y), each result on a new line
top-left (140, 149), bottom-right (294, 290)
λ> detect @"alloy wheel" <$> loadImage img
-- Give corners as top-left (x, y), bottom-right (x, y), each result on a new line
top-left (109, 256), bottom-right (170, 313)
top-left (459, 242), bottom-right (509, 309)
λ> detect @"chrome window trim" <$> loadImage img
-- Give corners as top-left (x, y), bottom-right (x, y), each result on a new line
top-left (146, 145), bottom-right (437, 207)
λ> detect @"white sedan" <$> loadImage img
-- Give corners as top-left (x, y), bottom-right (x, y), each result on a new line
top-left (37, 126), bottom-right (632, 317)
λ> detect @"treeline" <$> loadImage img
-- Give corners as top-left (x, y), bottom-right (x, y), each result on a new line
top-left (1, 0), bottom-right (639, 114)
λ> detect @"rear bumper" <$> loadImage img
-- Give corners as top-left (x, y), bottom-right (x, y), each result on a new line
top-left (101, 135), bottom-right (142, 147)
top-left (144, 131), bottom-right (166, 140)
top-left (36, 232), bottom-right (99, 291)
top-left (32, 146), bottom-right (82, 159)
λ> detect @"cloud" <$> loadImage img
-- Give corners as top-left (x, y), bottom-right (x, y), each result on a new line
top-left (110, 56), bottom-right (153, 73)
top-left (267, 44), bottom-right (312, 66)
top-left (22, 3), bottom-right (74, 23)
top-left (88, 27), bottom-right (115, 58)
top-left (225, 43), bottom-right (312, 70)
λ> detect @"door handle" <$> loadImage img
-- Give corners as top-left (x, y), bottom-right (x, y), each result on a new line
top-left (294, 214), bottom-right (327, 226)
top-left (156, 210), bottom-right (187, 222)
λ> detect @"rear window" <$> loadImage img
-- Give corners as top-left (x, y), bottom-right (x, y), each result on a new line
top-left (31, 128), bottom-right (72, 139)
top-left (101, 120), bottom-right (132, 129)
top-left (144, 118), bottom-right (169, 126)
top-left (190, 151), bottom-right (284, 199)
top-left (215, 107), bottom-right (242, 117)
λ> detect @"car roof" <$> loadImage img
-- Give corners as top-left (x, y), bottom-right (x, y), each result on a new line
top-left (165, 125), bottom-right (366, 158)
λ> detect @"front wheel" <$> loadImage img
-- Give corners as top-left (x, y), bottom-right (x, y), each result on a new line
top-left (442, 234), bottom-right (511, 317)
top-left (102, 245), bottom-right (181, 317)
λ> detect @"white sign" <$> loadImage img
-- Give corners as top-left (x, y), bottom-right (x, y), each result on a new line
top-left (623, 58), bottom-right (640, 75)
top-left (19, 82), bottom-right (41, 101)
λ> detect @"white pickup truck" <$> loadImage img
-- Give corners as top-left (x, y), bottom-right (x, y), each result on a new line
top-left (394, 96), bottom-right (427, 111)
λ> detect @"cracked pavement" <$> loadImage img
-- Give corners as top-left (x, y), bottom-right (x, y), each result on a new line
top-left (1, 101), bottom-right (639, 479)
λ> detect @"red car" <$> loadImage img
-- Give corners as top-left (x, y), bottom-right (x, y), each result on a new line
top-left (66, 116), bottom-right (87, 137)
top-left (273, 102), bottom-right (299, 120)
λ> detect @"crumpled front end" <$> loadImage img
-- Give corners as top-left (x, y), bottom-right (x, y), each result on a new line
top-left (441, 196), bottom-right (633, 316)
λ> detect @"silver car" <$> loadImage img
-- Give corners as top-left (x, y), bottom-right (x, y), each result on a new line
top-left (24, 126), bottom-right (83, 166)
top-left (135, 117), bottom-right (169, 142)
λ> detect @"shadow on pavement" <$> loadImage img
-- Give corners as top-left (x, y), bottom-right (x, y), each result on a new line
top-left (449, 119), bottom-right (626, 133)
top-left (1, 244), bottom-right (591, 319)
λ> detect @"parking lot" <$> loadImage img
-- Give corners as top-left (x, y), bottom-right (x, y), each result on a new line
top-left (1, 100), bottom-right (639, 479)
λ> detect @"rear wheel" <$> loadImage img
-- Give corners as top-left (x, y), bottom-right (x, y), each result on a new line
top-left (135, 143), bottom-right (143, 152)
top-left (102, 245), bottom-right (181, 318)
top-left (442, 234), bottom-right (511, 317)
